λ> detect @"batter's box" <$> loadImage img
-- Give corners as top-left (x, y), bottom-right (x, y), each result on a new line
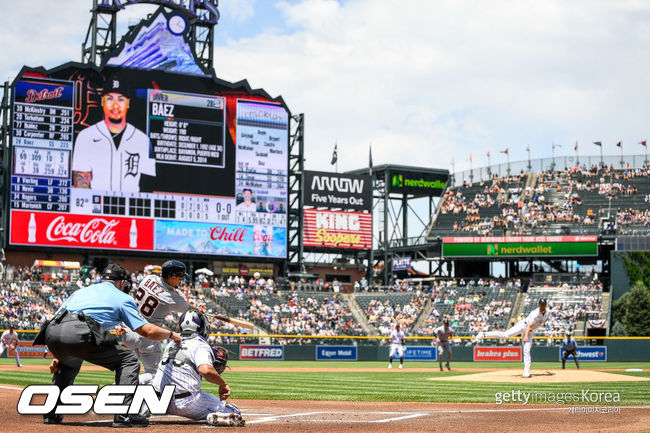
top-left (245, 410), bottom-right (429, 424)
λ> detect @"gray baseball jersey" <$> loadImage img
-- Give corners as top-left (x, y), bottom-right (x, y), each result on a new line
top-left (434, 326), bottom-right (454, 343)
top-left (134, 274), bottom-right (190, 326)
top-left (153, 335), bottom-right (214, 395)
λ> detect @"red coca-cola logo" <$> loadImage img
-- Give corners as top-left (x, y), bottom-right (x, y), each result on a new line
top-left (46, 216), bottom-right (119, 245)
top-left (210, 226), bottom-right (246, 242)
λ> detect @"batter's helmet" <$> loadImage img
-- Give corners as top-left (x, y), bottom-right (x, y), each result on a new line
top-left (162, 260), bottom-right (188, 280)
top-left (178, 310), bottom-right (208, 339)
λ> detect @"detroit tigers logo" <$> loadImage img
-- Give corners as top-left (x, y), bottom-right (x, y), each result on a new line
top-left (124, 152), bottom-right (140, 177)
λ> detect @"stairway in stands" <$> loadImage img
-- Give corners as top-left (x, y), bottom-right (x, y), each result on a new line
top-left (411, 297), bottom-right (433, 332)
top-left (508, 291), bottom-right (527, 328)
top-left (344, 293), bottom-right (376, 336)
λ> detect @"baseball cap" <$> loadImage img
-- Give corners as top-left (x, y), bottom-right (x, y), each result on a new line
top-left (538, 298), bottom-right (548, 305)
top-left (443, 319), bottom-right (450, 325)
top-left (101, 74), bottom-right (130, 97)
top-left (102, 263), bottom-right (131, 281)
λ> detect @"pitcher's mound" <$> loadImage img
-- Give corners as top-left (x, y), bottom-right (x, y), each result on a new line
top-left (428, 369), bottom-right (650, 383)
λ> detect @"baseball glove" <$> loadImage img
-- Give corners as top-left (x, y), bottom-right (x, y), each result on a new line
top-left (212, 346), bottom-right (229, 374)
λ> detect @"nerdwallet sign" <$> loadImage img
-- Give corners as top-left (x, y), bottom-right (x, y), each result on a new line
top-left (97, 0), bottom-right (220, 24)
top-left (304, 171), bottom-right (371, 211)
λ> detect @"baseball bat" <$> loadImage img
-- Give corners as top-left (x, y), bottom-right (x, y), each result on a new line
top-left (204, 312), bottom-right (254, 330)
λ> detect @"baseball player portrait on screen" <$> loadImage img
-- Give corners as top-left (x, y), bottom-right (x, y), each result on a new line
top-left (71, 75), bottom-right (155, 192)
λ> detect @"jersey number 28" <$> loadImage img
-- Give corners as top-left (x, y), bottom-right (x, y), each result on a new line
top-left (134, 287), bottom-right (160, 317)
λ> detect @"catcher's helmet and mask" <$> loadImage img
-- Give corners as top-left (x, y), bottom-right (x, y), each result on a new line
top-left (178, 310), bottom-right (208, 338)
top-left (178, 311), bottom-right (229, 374)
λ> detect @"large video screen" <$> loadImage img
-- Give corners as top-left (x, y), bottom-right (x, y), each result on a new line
top-left (8, 68), bottom-right (289, 258)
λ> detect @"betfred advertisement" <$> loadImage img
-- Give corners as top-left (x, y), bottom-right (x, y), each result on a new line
top-left (8, 341), bottom-right (52, 359)
top-left (473, 346), bottom-right (522, 361)
top-left (155, 220), bottom-right (287, 257)
top-left (303, 209), bottom-right (372, 250)
top-left (558, 346), bottom-right (607, 362)
top-left (10, 210), bottom-right (154, 251)
top-left (316, 346), bottom-right (358, 361)
top-left (239, 345), bottom-right (284, 360)
top-left (403, 346), bottom-right (437, 362)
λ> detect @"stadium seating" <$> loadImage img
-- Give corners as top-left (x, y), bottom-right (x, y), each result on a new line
top-left (429, 166), bottom-right (650, 236)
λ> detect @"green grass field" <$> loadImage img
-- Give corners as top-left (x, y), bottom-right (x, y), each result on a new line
top-left (2, 359), bottom-right (649, 405)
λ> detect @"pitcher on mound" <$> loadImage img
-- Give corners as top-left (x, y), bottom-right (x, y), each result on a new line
top-left (474, 298), bottom-right (549, 378)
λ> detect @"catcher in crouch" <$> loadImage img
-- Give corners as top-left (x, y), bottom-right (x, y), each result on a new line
top-left (151, 311), bottom-right (244, 427)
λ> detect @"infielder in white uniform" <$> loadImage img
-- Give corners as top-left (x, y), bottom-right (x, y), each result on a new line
top-left (0, 325), bottom-right (21, 367)
top-left (72, 76), bottom-right (155, 192)
top-left (475, 298), bottom-right (549, 378)
top-left (388, 324), bottom-right (406, 369)
top-left (433, 319), bottom-right (453, 371)
top-left (122, 260), bottom-right (190, 384)
top-left (152, 311), bottom-right (244, 427)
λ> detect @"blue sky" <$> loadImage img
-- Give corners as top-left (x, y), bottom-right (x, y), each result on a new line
top-left (2, 0), bottom-right (650, 178)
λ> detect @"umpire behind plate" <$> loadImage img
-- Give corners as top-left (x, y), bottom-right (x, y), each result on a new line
top-left (152, 310), bottom-right (245, 427)
top-left (35, 264), bottom-right (182, 427)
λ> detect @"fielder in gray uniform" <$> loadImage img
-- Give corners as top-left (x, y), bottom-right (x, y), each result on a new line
top-left (152, 311), bottom-right (244, 427)
top-left (433, 319), bottom-right (454, 371)
top-left (122, 260), bottom-right (190, 384)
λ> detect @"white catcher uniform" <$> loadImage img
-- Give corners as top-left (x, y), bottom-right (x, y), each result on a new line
top-left (483, 307), bottom-right (549, 376)
top-left (72, 121), bottom-right (155, 192)
top-left (152, 335), bottom-right (239, 420)
top-left (0, 329), bottom-right (21, 366)
top-left (389, 329), bottom-right (406, 358)
top-left (122, 274), bottom-right (190, 383)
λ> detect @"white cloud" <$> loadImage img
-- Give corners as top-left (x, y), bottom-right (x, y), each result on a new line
top-left (2, 0), bottom-right (650, 176)
top-left (213, 0), bottom-right (650, 173)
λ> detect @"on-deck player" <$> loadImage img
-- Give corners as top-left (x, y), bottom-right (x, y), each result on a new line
top-left (122, 260), bottom-right (191, 384)
top-left (388, 323), bottom-right (406, 369)
top-left (433, 319), bottom-right (453, 371)
top-left (561, 332), bottom-right (580, 369)
top-left (0, 325), bottom-right (22, 367)
top-left (71, 75), bottom-right (155, 192)
top-left (151, 310), bottom-right (244, 427)
top-left (475, 298), bottom-right (549, 378)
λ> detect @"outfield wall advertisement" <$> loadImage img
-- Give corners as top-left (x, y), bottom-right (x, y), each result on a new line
top-left (473, 346), bottom-right (522, 361)
top-left (558, 346), bottom-right (607, 362)
top-left (442, 236), bottom-right (598, 258)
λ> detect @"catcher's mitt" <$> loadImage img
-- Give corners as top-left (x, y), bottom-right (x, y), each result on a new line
top-left (212, 346), bottom-right (229, 374)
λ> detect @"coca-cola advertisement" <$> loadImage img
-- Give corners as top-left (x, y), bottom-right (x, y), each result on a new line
top-left (10, 210), bottom-right (154, 251)
top-left (154, 220), bottom-right (287, 258)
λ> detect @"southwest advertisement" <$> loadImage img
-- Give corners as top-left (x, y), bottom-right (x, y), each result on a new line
top-left (442, 236), bottom-right (598, 258)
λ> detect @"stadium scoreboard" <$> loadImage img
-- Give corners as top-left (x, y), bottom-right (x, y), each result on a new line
top-left (8, 72), bottom-right (288, 257)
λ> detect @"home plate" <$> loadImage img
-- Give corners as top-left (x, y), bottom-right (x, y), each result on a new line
top-left (427, 369), bottom-right (650, 383)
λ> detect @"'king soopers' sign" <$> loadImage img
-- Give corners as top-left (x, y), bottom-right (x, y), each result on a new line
top-left (98, 0), bottom-right (220, 24)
